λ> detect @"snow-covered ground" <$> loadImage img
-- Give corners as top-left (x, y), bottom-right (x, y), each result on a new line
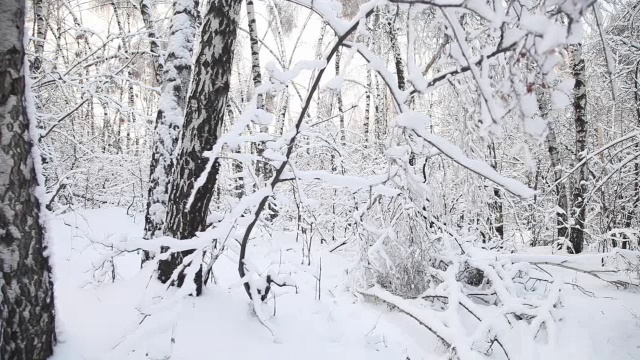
top-left (48, 208), bottom-right (640, 359)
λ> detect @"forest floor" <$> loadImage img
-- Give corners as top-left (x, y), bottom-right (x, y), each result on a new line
top-left (48, 208), bottom-right (640, 360)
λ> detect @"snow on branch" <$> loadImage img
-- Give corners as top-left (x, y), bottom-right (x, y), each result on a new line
top-left (360, 252), bottom-right (564, 360)
top-left (395, 112), bottom-right (536, 198)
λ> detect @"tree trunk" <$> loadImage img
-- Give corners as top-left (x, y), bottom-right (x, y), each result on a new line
top-left (569, 43), bottom-right (587, 254)
top-left (110, 1), bottom-right (133, 153)
top-left (0, 0), bottom-right (56, 357)
top-left (31, 0), bottom-right (47, 73)
top-left (547, 124), bottom-right (569, 239)
top-left (246, 0), bottom-right (278, 218)
top-left (335, 48), bottom-right (345, 145)
top-left (374, 74), bottom-right (387, 150)
top-left (139, 0), bottom-right (163, 86)
top-left (632, 63), bottom-right (640, 229)
top-left (364, 67), bottom-right (371, 145)
top-left (372, 9), bottom-right (387, 151)
top-left (488, 141), bottom-right (504, 240)
top-left (246, 0), bottom-right (263, 110)
top-left (128, 77), bottom-right (136, 154)
top-left (387, 13), bottom-right (405, 92)
top-left (246, 0), bottom-right (267, 179)
top-left (539, 82), bottom-right (569, 241)
top-left (159, 0), bottom-right (242, 293)
top-left (143, 0), bottom-right (199, 243)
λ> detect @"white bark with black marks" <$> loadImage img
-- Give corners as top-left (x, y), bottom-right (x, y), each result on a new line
top-left (0, 0), bottom-right (56, 357)
top-left (570, 43), bottom-right (587, 254)
top-left (246, 0), bottom-right (263, 109)
top-left (143, 0), bottom-right (199, 242)
top-left (547, 123), bottom-right (569, 239)
top-left (31, 0), bottom-right (47, 73)
top-left (139, 0), bottom-right (163, 86)
top-left (159, 0), bottom-right (243, 293)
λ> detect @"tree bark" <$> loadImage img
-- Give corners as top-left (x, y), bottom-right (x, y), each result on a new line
top-left (246, 0), bottom-right (267, 180)
top-left (246, 0), bottom-right (263, 110)
top-left (139, 0), bottom-right (163, 86)
top-left (569, 43), bottom-right (587, 254)
top-left (109, 0), bottom-right (134, 153)
top-left (143, 0), bottom-right (199, 243)
top-left (387, 12), bottom-right (405, 92)
top-left (632, 63), bottom-right (640, 229)
top-left (374, 74), bottom-right (387, 150)
top-left (31, 0), bottom-right (47, 73)
top-left (160, 0), bottom-right (242, 293)
top-left (246, 0), bottom-right (278, 218)
top-left (335, 48), bottom-right (345, 145)
top-left (547, 124), bottom-right (569, 239)
top-left (0, 0), bottom-right (56, 357)
top-left (538, 84), bottom-right (569, 241)
top-left (364, 67), bottom-right (371, 146)
top-left (488, 141), bottom-right (504, 240)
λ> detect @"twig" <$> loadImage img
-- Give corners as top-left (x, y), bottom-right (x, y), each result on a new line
top-left (329, 239), bottom-right (348, 252)
top-left (534, 261), bottom-right (638, 289)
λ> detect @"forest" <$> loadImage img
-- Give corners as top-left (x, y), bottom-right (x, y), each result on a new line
top-left (0, 0), bottom-right (639, 358)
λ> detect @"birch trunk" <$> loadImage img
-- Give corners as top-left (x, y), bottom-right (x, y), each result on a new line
top-left (160, 0), bottom-right (243, 293)
top-left (547, 124), bottom-right (569, 239)
top-left (31, 0), bottom-right (47, 73)
top-left (488, 141), bottom-right (504, 240)
top-left (0, 0), bottom-right (56, 357)
top-left (143, 0), bottom-right (199, 243)
top-left (387, 14), bottom-right (405, 92)
top-left (538, 85), bottom-right (570, 241)
top-left (246, 0), bottom-right (268, 180)
top-left (246, 0), bottom-right (263, 109)
top-left (139, 0), bottom-right (163, 85)
top-left (246, 0), bottom-right (278, 218)
top-left (569, 43), bottom-right (587, 254)
top-left (364, 67), bottom-right (371, 145)
top-left (335, 48), bottom-right (345, 145)
top-left (374, 74), bottom-right (387, 150)
top-left (632, 63), bottom-right (640, 230)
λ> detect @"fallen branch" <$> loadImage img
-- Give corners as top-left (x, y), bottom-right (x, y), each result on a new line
top-left (533, 261), bottom-right (638, 289)
top-left (357, 287), bottom-right (451, 349)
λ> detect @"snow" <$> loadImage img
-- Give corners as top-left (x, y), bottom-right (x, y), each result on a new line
top-left (324, 75), bottom-right (344, 92)
top-left (49, 208), bottom-right (640, 360)
top-left (266, 59), bottom-right (327, 85)
top-left (395, 112), bottom-right (536, 198)
top-left (281, 169), bottom-right (396, 194)
top-left (524, 116), bottom-right (548, 141)
top-left (550, 90), bottom-right (571, 110)
top-left (48, 208), bottom-right (419, 359)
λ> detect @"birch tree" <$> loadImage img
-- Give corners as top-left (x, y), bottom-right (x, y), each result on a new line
top-left (139, 0), bottom-right (163, 86)
top-left (159, 0), bottom-right (243, 293)
top-left (143, 0), bottom-right (199, 242)
top-left (0, 0), bottom-right (56, 357)
top-left (570, 43), bottom-right (588, 254)
top-left (31, 0), bottom-right (47, 73)
top-left (547, 123), bottom-right (569, 240)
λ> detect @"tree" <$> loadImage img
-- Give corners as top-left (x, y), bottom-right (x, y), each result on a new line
top-left (0, 0), bottom-right (56, 358)
top-left (245, 0), bottom-right (265, 183)
top-left (143, 0), bottom-right (199, 243)
top-left (245, 0), bottom-right (278, 218)
top-left (570, 43), bottom-right (588, 254)
top-left (159, 0), bottom-right (243, 293)
top-left (547, 123), bottom-right (569, 240)
top-left (246, 0), bottom-right (263, 110)
top-left (31, 0), bottom-right (47, 73)
top-left (139, 0), bottom-right (163, 86)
